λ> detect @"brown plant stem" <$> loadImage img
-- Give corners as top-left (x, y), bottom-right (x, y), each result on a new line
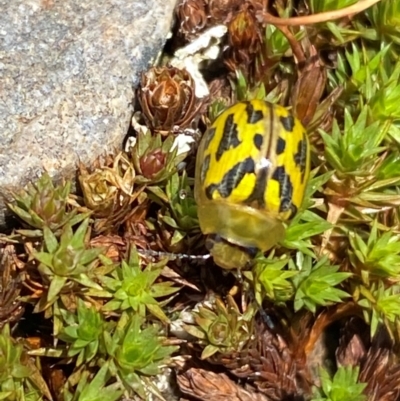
top-left (275, 25), bottom-right (306, 64)
top-left (258, 0), bottom-right (382, 26)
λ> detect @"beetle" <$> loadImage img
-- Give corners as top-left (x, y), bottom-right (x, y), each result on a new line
top-left (194, 99), bottom-right (310, 269)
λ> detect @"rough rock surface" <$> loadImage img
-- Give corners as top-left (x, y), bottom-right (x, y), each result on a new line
top-left (0, 0), bottom-right (177, 227)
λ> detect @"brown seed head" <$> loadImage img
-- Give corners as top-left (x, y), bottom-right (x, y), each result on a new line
top-left (224, 3), bottom-right (263, 77)
top-left (139, 67), bottom-right (201, 134)
top-left (207, 0), bottom-right (241, 24)
top-left (176, 0), bottom-right (208, 38)
top-left (139, 148), bottom-right (167, 179)
top-left (291, 48), bottom-right (327, 127)
top-left (228, 4), bottom-right (261, 54)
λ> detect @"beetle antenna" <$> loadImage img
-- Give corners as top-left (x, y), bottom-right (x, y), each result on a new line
top-left (137, 249), bottom-right (211, 261)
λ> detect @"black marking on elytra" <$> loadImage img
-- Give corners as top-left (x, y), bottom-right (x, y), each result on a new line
top-left (253, 133), bottom-right (263, 150)
top-left (280, 114), bottom-right (295, 132)
top-left (264, 103), bottom-right (276, 161)
top-left (216, 114), bottom-right (241, 161)
top-left (245, 102), bottom-right (264, 124)
top-left (201, 154), bottom-right (211, 183)
top-left (203, 127), bottom-right (216, 151)
top-left (206, 157), bottom-right (255, 199)
top-left (244, 166), bottom-right (269, 208)
top-left (294, 137), bottom-right (308, 182)
top-left (205, 184), bottom-right (218, 200)
top-left (289, 204), bottom-right (298, 219)
top-left (276, 137), bottom-right (286, 155)
top-left (272, 166), bottom-right (295, 215)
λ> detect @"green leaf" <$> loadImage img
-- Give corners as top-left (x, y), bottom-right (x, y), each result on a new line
top-left (33, 252), bottom-right (54, 269)
top-left (74, 363), bottom-right (123, 401)
top-left (74, 274), bottom-right (103, 290)
top-left (47, 276), bottom-right (68, 303)
top-left (43, 226), bottom-right (59, 253)
top-left (253, 256), bottom-right (296, 302)
top-left (358, 283), bottom-right (400, 337)
top-left (100, 249), bottom-right (179, 321)
top-left (78, 248), bottom-right (104, 266)
top-left (310, 0), bottom-right (357, 13)
top-left (312, 366), bottom-right (366, 401)
top-left (292, 255), bottom-right (351, 312)
top-left (349, 220), bottom-right (400, 279)
top-left (146, 303), bottom-right (170, 323)
top-left (201, 344), bottom-right (219, 360)
top-left (70, 218), bottom-right (90, 249)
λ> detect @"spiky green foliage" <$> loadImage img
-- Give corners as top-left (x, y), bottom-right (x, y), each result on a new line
top-left (366, 0), bottom-right (400, 44)
top-left (283, 169), bottom-right (333, 255)
top-left (357, 282), bottom-right (400, 337)
top-left (101, 247), bottom-right (179, 322)
top-left (58, 299), bottom-right (106, 366)
top-left (233, 70), bottom-right (268, 102)
top-left (310, 0), bottom-right (357, 13)
top-left (184, 295), bottom-right (256, 359)
top-left (320, 103), bottom-right (400, 225)
top-left (292, 255), bottom-right (351, 313)
top-left (0, 324), bottom-right (44, 401)
top-left (32, 219), bottom-right (104, 310)
top-left (349, 220), bottom-right (400, 281)
top-left (311, 366), bottom-right (367, 401)
top-left (349, 219), bottom-right (400, 337)
top-left (327, 43), bottom-right (400, 148)
top-left (328, 44), bottom-right (391, 102)
top-left (283, 209), bottom-right (332, 257)
top-left (164, 171), bottom-right (199, 232)
top-left (252, 255), bottom-right (297, 303)
top-left (251, 250), bottom-right (351, 314)
top-left (149, 171), bottom-right (199, 250)
top-left (264, 23), bottom-right (295, 59)
top-left (321, 107), bottom-right (385, 176)
top-left (7, 172), bottom-right (88, 235)
top-left (62, 362), bottom-right (123, 401)
top-left (104, 313), bottom-right (178, 398)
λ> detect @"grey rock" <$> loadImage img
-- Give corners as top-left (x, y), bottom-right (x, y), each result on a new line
top-left (0, 0), bottom-right (177, 227)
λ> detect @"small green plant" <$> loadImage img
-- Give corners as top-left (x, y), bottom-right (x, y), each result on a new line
top-left (130, 129), bottom-right (188, 184)
top-left (101, 247), bottom-right (179, 322)
top-left (251, 255), bottom-right (297, 303)
top-left (311, 366), bottom-right (367, 401)
top-left (349, 221), bottom-right (400, 281)
top-left (148, 171), bottom-right (200, 252)
top-left (32, 219), bottom-right (104, 311)
top-left (321, 106), bottom-right (386, 178)
top-left (164, 171), bottom-right (199, 232)
top-left (367, 0), bottom-right (400, 44)
top-left (310, 0), bottom-right (357, 13)
top-left (283, 169), bottom-right (333, 257)
top-left (62, 362), bottom-right (123, 401)
top-left (184, 295), bottom-right (256, 359)
top-left (0, 324), bottom-right (44, 401)
top-left (104, 313), bottom-right (178, 398)
top-left (8, 172), bottom-right (88, 234)
top-left (357, 282), bottom-right (400, 337)
top-left (292, 254), bottom-right (351, 313)
top-left (58, 299), bottom-right (107, 366)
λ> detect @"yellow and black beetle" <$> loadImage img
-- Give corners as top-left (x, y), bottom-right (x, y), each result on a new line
top-left (194, 99), bottom-right (310, 269)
